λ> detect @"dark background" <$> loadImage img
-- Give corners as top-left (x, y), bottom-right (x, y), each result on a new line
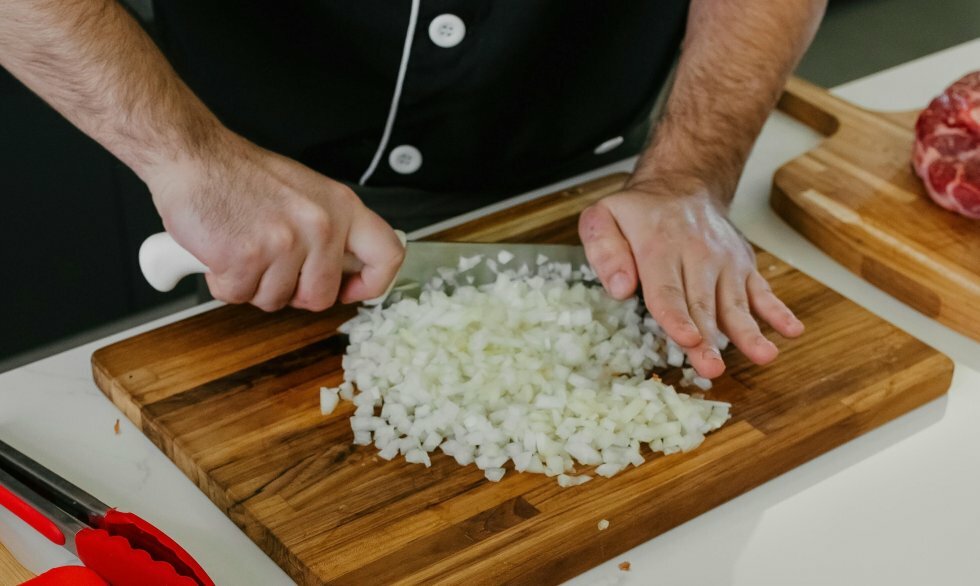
top-left (0, 0), bottom-right (976, 371)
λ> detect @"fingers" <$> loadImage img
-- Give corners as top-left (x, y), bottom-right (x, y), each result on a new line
top-left (289, 208), bottom-right (343, 311)
top-left (578, 204), bottom-right (638, 299)
top-left (203, 205), bottom-right (395, 311)
top-left (339, 209), bottom-right (405, 304)
top-left (251, 249), bottom-right (306, 312)
top-left (208, 235), bottom-right (344, 313)
top-left (718, 270), bottom-right (779, 365)
top-left (204, 242), bottom-right (263, 304)
top-left (680, 264), bottom-right (726, 379)
top-left (291, 247), bottom-right (343, 312)
top-left (747, 271), bottom-right (805, 338)
top-left (206, 264), bottom-right (262, 305)
top-left (634, 248), bottom-right (703, 349)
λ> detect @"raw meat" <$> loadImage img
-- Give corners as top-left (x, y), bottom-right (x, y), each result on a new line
top-left (912, 71), bottom-right (980, 219)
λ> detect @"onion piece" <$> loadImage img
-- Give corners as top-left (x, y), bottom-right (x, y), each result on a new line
top-left (320, 387), bottom-right (340, 415)
top-left (557, 474), bottom-right (593, 488)
top-left (484, 467), bottom-right (506, 482)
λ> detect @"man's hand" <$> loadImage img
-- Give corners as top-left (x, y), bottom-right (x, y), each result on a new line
top-left (0, 1), bottom-right (405, 313)
top-left (579, 185), bottom-right (804, 378)
top-left (577, 0), bottom-right (824, 377)
top-left (148, 135), bottom-right (405, 311)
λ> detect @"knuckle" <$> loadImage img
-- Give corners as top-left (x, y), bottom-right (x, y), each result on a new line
top-left (252, 299), bottom-right (275, 312)
top-left (655, 308), bottom-right (688, 327)
top-left (209, 286), bottom-right (233, 304)
top-left (202, 249), bottom-right (233, 275)
top-left (267, 225), bottom-right (298, 253)
top-left (755, 299), bottom-right (779, 315)
top-left (293, 297), bottom-right (329, 312)
top-left (293, 288), bottom-right (337, 312)
top-left (236, 242), bottom-right (263, 266)
top-left (361, 281), bottom-right (387, 299)
top-left (222, 287), bottom-right (252, 304)
top-left (255, 297), bottom-right (287, 313)
top-left (252, 283), bottom-right (295, 313)
top-left (386, 245), bottom-right (407, 270)
top-left (209, 279), bottom-right (243, 304)
top-left (758, 290), bottom-right (781, 307)
top-left (588, 243), bottom-right (619, 271)
top-left (309, 298), bottom-right (335, 312)
top-left (732, 324), bottom-right (761, 341)
top-left (726, 296), bottom-right (751, 314)
top-left (332, 184), bottom-right (358, 201)
top-left (689, 298), bottom-right (714, 317)
top-left (289, 292), bottom-right (312, 310)
top-left (655, 283), bottom-right (685, 301)
top-left (304, 210), bottom-right (332, 238)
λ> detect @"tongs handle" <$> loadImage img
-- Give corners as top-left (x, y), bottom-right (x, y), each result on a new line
top-left (0, 439), bottom-right (108, 527)
top-left (0, 468), bottom-right (86, 553)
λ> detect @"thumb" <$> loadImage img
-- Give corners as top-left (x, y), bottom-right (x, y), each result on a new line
top-left (339, 209), bottom-right (406, 303)
top-left (578, 203), bottom-right (638, 299)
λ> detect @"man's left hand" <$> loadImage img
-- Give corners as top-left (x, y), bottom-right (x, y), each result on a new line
top-left (578, 183), bottom-right (805, 379)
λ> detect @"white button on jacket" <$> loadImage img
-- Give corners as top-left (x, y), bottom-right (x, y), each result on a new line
top-left (388, 145), bottom-right (423, 174)
top-left (428, 14), bottom-right (466, 48)
top-left (593, 136), bottom-right (624, 155)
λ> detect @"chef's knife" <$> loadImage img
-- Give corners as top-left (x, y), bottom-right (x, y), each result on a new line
top-left (139, 232), bottom-right (588, 304)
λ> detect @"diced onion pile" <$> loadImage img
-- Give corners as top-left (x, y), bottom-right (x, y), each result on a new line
top-left (321, 252), bottom-right (731, 485)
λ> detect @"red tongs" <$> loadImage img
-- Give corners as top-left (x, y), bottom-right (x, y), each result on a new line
top-left (0, 438), bottom-right (213, 585)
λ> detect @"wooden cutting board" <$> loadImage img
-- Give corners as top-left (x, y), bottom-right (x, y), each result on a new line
top-left (92, 173), bottom-right (953, 585)
top-left (772, 76), bottom-right (980, 342)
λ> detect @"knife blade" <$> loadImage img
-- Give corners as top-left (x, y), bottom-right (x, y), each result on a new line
top-left (139, 232), bottom-right (589, 305)
top-left (383, 240), bottom-right (589, 301)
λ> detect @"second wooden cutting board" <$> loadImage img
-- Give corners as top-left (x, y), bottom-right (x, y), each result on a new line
top-left (772, 76), bottom-right (980, 342)
top-left (92, 174), bottom-right (953, 585)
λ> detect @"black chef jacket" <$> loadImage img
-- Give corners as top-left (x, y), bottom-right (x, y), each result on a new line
top-left (153, 1), bottom-right (689, 229)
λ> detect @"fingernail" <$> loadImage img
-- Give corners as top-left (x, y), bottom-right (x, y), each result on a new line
top-left (702, 348), bottom-right (722, 362)
top-left (682, 322), bottom-right (700, 335)
top-left (755, 335), bottom-right (775, 348)
top-left (610, 272), bottom-right (631, 297)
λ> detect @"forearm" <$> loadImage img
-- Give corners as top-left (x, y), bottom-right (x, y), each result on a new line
top-left (631, 0), bottom-right (826, 201)
top-left (0, 0), bottom-right (225, 181)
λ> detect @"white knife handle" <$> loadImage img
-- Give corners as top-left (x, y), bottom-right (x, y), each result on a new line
top-left (139, 231), bottom-right (407, 300)
top-left (139, 232), bottom-right (208, 292)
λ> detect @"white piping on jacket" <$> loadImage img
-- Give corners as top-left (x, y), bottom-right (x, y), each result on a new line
top-left (359, 0), bottom-right (421, 185)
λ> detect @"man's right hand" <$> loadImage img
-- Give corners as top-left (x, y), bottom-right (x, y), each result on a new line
top-left (1, 1), bottom-right (403, 313)
top-left (146, 133), bottom-right (405, 312)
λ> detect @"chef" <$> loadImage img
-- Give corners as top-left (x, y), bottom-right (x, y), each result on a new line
top-left (0, 0), bottom-right (821, 378)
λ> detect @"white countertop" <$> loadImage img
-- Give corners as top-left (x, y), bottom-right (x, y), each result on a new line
top-left (2, 40), bottom-right (979, 586)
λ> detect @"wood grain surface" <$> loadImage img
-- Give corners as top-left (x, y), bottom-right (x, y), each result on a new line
top-left (0, 542), bottom-right (34, 585)
top-left (92, 173), bottom-right (953, 585)
top-left (772, 76), bottom-right (980, 342)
